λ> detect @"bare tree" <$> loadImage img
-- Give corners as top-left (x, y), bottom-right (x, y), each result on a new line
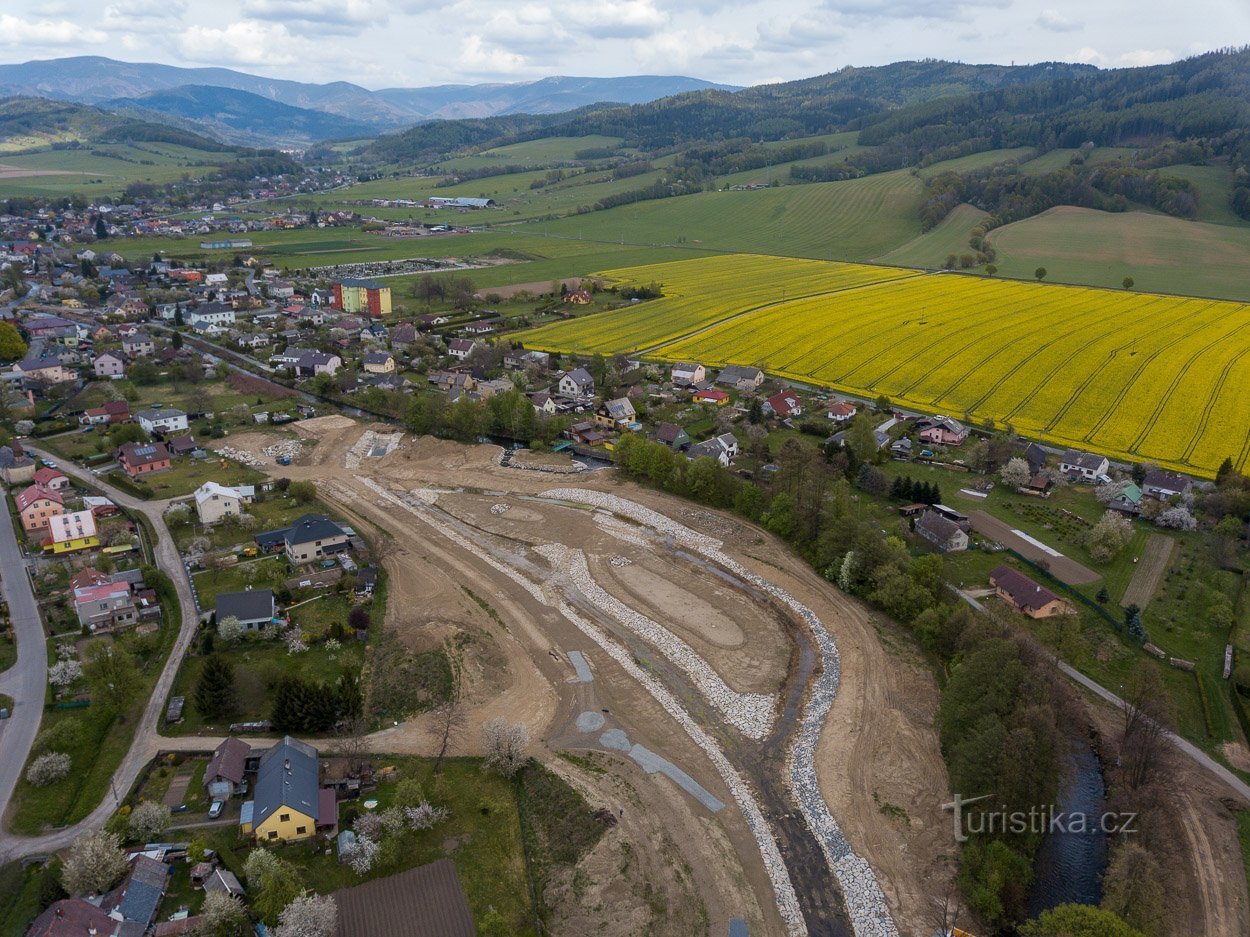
top-left (427, 662), bottom-right (464, 774)
top-left (931, 880), bottom-right (966, 937)
top-left (481, 718), bottom-right (530, 778)
top-left (1119, 664), bottom-right (1173, 791)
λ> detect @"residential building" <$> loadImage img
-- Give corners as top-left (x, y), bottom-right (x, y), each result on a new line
top-left (564, 288), bottom-right (592, 305)
top-left (14, 358), bottom-right (72, 384)
top-left (271, 346), bottom-right (311, 369)
top-left (693, 388), bottom-right (730, 406)
top-left (1059, 449), bottom-right (1110, 482)
top-left (1106, 481), bottom-right (1143, 516)
top-left (117, 441), bottom-right (172, 477)
top-left (256, 513), bottom-right (351, 564)
top-left (73, 579), bottom-right (137, 633)
top-left (25, 899), bottom-right (119, 937)
top-left (44, 510), bottom-right (99, 554)
top-left (687, 438), bottom-right (730, 466)
top-left (194, 481), bottom-right (246, 524)
top-left (205, 737), bottom-right (252, 796)
top-left (715, 364), bottom-right (765, 392)
top-left (32, 467), bottom-right (70, 492)
top-left (447, 338), bottom-right (478, 361)
top-left (915, 510), bottom-right (969, 552)
top-left (558, 367), bottom-right (595, 399)
top-left (93, 350), bottom-right (127, 378)
top-left (714, 433), bottom-right (739, 459)
top-left (106, 855), bottom-right (170, 930)
top-left (917, 416), bottom-right (969, 447)
top-left (1142, 468), bottom-right (1192, 500)
top-left (136, 407), bottom-right (189, 436)
top-left (246, 736), bottom-right (333, 842)
top-left (15, 484), bottom-right (64, 532)
top-left (670, 362), bottom-right (705, 387)
top-left (362, 351), bottom-right (396, 374)
top-left (0, 444), bottom-right (35, 484)
top-left (187, 304), bottom-right (236, 329)
top-left (216, 589), bottom-right (276, 632)
top-left (333, 278), bottom-right (392, 317)
top-left (655, 422), bottom-right (690, 449)
top-left (167, 435), bottom-right (198, 458)
top-left (121, 333), bottom-right (155, 357)
top-left (989, 565), bottom-right (1074, 618)
top-left (295, 351), bottom-right (341, 377)
top-left (595, 397), bottom-right (636, 428)
top-left (765, 391), bottom-right (802, 418)
top-left (79, 400), bottom-right (131, 425)
top-left (530, 392), bottom-right (557, 414)
top-left (826, 400), bottom-right (858, 422)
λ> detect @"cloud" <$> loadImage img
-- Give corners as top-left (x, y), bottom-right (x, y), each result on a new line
top-left (104, 0), bottom-right (187, 17)
top-left (566, 0), bottom-right (668, 39)
top-left (1035, 8), bottom-right (1081, 32)
top-left (757, 12), bottom-right (843, 52)
top-left (1072, 46), bottom-right (1177, 67)
top-left (244, 0), bottom-right (386, 35)
top-left (819, 0), bottom-right (1009, 21)
top-left (176, 20), bottom-right (299, 66)
top-left (456, 35), bottom-right (530, 76)
top-left (0, 15), bottom-right (106, 46)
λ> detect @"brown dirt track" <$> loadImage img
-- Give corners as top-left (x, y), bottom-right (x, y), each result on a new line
top-left (1120, 533), bottom-right (1175, 608)
top-left (969, 510), bottom-right (1100, 585)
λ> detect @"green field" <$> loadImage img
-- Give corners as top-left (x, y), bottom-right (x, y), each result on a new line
top-left (987, 206), bottom-right (1250, 301)
top-left (1164, 164), bottom-right (1246, 227)
top-left (917, 147), bottom-right (1036, 178)
top-left (0, 142), bottom-right (236, 196)
top-left (437, 134), bottom-right (624, 169)
top-left (1017, 146), bottom-right (1140, 175)
top-left (875, 203), bottom-right (992, 268)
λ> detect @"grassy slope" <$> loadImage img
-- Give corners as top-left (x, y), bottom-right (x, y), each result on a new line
top-left (875, 203), bottom-right (991, 268)
top-left (437, 134), bottom-right (624, 169)
top-left (0, 142), bottom-right (234, 196)
top-left (987, 206), bottom-right (1250, 301)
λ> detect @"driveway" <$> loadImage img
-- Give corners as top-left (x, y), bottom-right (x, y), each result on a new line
top-left (0, 499), bottom-right (47, 834)
top-left (0, 450), bottom-right (201, 862)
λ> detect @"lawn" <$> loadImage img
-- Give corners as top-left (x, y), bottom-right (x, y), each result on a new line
top-left (108, 457), bottom-right (265, 500)
top-left (169, 493), bottom-right (323, 554)
top-left (192, 556), bottom-right (289, 611)
top-left (287, 592), bottom-right (354, 638)
top-left (165, 639), bottom-right (365, 736)
top-left (0, 860), bottom-right (60, 937)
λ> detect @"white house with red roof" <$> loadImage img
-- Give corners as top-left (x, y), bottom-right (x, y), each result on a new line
top-left (765, 391), bottom-right (803, 419)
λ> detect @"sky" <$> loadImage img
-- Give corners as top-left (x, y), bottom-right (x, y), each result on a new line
top-left (0, 0), bottom-right (1247, 88)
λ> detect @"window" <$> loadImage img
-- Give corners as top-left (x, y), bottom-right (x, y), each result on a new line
top-left (268, 831), bottom-right (277, 839)
top-left (280, 812), bottom-right (290, 822)
top-left (296, 826), bottom-right (306, 835)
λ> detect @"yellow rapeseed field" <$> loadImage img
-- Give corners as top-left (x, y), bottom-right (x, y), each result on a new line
top-left (518, 254), bottom-right (1250, 476)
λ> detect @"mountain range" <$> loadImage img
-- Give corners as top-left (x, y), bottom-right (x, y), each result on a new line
top-left (0, 57), bottom-right (737, 145)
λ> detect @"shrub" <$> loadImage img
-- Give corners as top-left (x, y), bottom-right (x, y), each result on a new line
top-left (26, 751), bottom-right (71, 786)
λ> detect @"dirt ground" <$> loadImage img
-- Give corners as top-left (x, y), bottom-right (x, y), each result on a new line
top-left (969, 510), bottom-right (1100, 585)
top-left (1120, 533), bottom-right (1175, 608)
top-left (216, 424), bottom-right (1012, 935)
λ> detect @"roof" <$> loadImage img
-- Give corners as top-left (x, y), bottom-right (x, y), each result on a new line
top-left (564, 367), bottom-right (593, 386)
top-left (47, 510), bottom-right (96, 544)
top-left (1143, 467), bottom-right (1191, 491)
top-left (136, 408), bottom-right (187, 422)
top-left (202, 869), bottom-right (244, 897)
top-left (298, 350), bottom-right (338, 367)
top-left (362, 351), bottom-right (392, 365)
top-left (767, 391), bottom-right (800, 413)
top-left (283, 513), bottom-right (347, 547)
top-left (916, 510), bottom-right (962, 543)
top-left (73, 581), bottom-right (132, 608)
top-left (207, 737), bottom-right (251, 786)
top-left (990, 565), bottom-right (1065, 612)
top-left (332, 860), bottom-right (475, 937)
top-left (194, 481), bottom-right (243, 506)
top-left (339, 277), bottom-right (386, 289)
top-left (118, 442), bottom-right (170, 468)
top-left (655, 422), bottom-right (686, 443)
top-left (26, 899), bottom-right (117, 937)
top-left (215, 589), bottom-right (274, 623)
top-left (253, 736), bottom-right (320, 827)
top-left (33, 467), bottom-right (67, 485)
top-left (116, 856), bottom-right (168, 924)
top-left (1060, 449), bottom-right (1106, 470)
top-left (16, 483), bottom-right (62, 511)
top-left (447, 338), bottom-right (476, 353)
top-left (672, 361), bottom-right (701, 373)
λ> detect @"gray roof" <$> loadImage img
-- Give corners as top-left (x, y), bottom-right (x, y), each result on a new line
top-left (564, 367), bottom-right (593, 387)
top-left (215, 589), bottom-right (275, 623)
top-left (136, 407), bottom-right (186, 421)
top-left (916, 510), bottom-right (962, 544)
top-left (253, 736), bottom-right (320, 827)
top-left (117, 856), bottom-right (168, 924)
top-left (203, 869), bottom-right (244, 897)
top-left (284, 513), bottom-right (347, 547)
top-left (1060, 449), bottom-right (1106, 470)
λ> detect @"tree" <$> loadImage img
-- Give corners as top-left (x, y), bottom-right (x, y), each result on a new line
top-left (217, 615), bottom-right (244, 644)
top-left (289, 480), bottom-right (316, 503)
top-left (61, 830), bottom-right (129, 896)
top-left (1096, 585), bottom-right (1110, 603)
top-left (190, 891), bottom-right (251, 937)
top-left (427, 667), bottom-right (465, 774)
top-left (94, 217), bottom-right (108, 240)
top-left (0, 321), bottom-right (27, 361)
top-left (1000, 457), bottom-right (1031, 489)
top-left (985, 264), bottom-right (998, 276)
top-left (481, 718), bottom-right (529, 777)
top-left (171, 331), bottom-right (184, 349)
top-left (193, 654), bottom-right (237, 720)
top-left (245, 851), bottom-right (303, 925)
top-left (1020, 904), bottom-right (1143, 937)
top-left (1034, 267), bottom-right (1047, 281)
top-left (1087, 510), bottom-right (1133, 563)
top-left (26, 751), bottom-right (71, 786)
top-left (1122, 276), bottom-right (1135, 290)
top-left (128, 801), bottom-right (172, 842)
top-left (1101, 842), bottom-right (1164, 937)
top-left (82, 641), bottom-right (141, 715)
top-left (846, 414), bottom-right (878, 463)
top-left (48, 658), bottom-right (83, 690)
top-left (340, 834), bottom-right (379, 875)
top-left (1118, 663), bottom-right (1171, 790)
top-left (1155, 505), bottom-right (1196, 530)
top-left (270, 892), bottom-right (337, 937)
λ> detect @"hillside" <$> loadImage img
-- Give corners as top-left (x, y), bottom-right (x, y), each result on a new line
top-left (108, 85), bottom-right (378, 147)
top-left (0, 96), bottom-right (232, 154)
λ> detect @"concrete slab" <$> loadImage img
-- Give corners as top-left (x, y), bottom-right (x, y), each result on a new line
top-left (599, 729), bottom-right (631, 752)
top-left (729, 919), bottom-right (749, 937)
top-left (629, 743), bottom-right (725, 812)
top-left (567, 650), bottom-right (593, 683)
top-left (575, 711), bottom-right (606, 733)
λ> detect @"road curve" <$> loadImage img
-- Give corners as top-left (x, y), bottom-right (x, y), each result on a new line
top-left (0, 449), bottom-right (201, 862)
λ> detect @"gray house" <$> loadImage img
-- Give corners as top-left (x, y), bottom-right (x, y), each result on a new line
top-left (216, 589), bottom-right (276, 631)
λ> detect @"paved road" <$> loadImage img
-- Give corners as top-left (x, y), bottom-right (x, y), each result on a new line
top-left (0, 495), bottom-right (48, 834)
top-left (0, 451), bottom-right (202, 862)
top-left (950, 586), bottom-right (1250, 804)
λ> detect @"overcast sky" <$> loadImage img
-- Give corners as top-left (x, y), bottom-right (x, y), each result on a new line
top-left (2, 0), bottom-right (1247, 88)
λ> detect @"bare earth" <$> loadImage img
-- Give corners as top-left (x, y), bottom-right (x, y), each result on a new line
top-left (969, 510), bottom-right (1101, 585)
top-left (1121, 533), bottom-right (1176, 608)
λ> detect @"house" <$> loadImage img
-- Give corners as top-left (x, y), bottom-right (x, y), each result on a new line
top-left (0, 444), bottom-right (35, 485)
top-left (247, 736), bottom-right (329, 842)
top-left (216, 589), bottom-right (276, 632)
top-left (362, 351), bottom-right (395, 374)
top-left (504, 349), bottom-right (550, 371)
top-left (256, 513), bottom-right (350, 564)
top-left (687, 438), bottom-right (730, 466)
top-left (693, 388), bottom-right (730, 406)
top-left (917, 416), bottom-right (969, 447)
top-left (15, 484), bottom-right (64, 532)
top-left (271, 346), bottom-right (310, 369)
top-left (14, 358), bottom-right (71, 384)
top-left (1105, 481), bottom-right (1143, 516)
top-left (32, 467), bottom-right (70, 492)
top-left (1059, 449), bottom-right (1110, 483)
top-left (73, 580), bottom-right (137, 633)
top-left (333, 278), bottom-right (392, 317)
top-left (444, 338), bottom-right (476, 361)
top-left (655, 422), bottom-right (690, 449)
top-left (1017, 441), bottom-right (1048, 474)
top-left (462, 320), bottom-right (495, 336)
top-left (81, 399), bottom-right (131, 426)
top-left (564, 288), bottom-right (592, 305)
top-left (25, 899), bottom-right (120, 936)
top-left (296, 351), bottom-right (342, 378)
top-left (826, 400), bottom-right (858, 423)
top-left (595, 397), bottom-right (636, 427)
top-left (93, 350), bottom-right (127, 378)
top-left (107, 855), bottom-right (170, 930)
top-left (205, 737), bottom-right (252, 796)
top-left (117, 441), bottom-right (171, 477)
top-left (915, 510), bottom-right (969, 552)
top-left (194, 481), bottom-right (246, 524)
top-left (530, 392), bottom-right (557, 414)
top-left (765, 391), bottom-right (802, 418)
top-left (715, 364), bottom-right (765, 392)
top-left (390, 324), bottom-right (418, 349)
top-left (714, 432), bottom-right (740, 459)
top-left (136, 407), bottom-right (189, 436)
top-left (890, 437), bottom-right (913, 457)
top-left (187, 303), bottom-right (235, 329)
top-left (989, 565), bottom-right (1074, 618)
top-left (417, 313), bottom-right (450, 329)
top-left (44, 510), bottom-right (99, 554)
top-left (121, 333), bottom-right (155, 357)
top-left (167, 435), bottom-right (198, 458)
top-left (558, 368), bottom-right (595, 399)
top-left (671, 362), bottom-right (705, 387)
top-left (332, 860), bottom-right (476, 937)
top-left (1142, 468), bottom-right (1192, 500)
top-left (565, 421), bottom-right (605, 446)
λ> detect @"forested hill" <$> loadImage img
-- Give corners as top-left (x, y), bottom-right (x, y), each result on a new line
top-left (0, 96), bottom-right (237, 153)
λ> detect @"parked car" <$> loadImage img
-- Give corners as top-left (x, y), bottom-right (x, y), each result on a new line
top-left (208, 800), bottom-right (225, 819)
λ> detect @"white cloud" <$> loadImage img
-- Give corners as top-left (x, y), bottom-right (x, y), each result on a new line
top-left (176, 20), bottom-right (300, 66)
top-left (0, 15), bottom-right (106, 46)
top-left (1036, 9), bottom-right (1081, 32)
top-left (105, 0), bottom-right (187, 17)
top-left (567, 0), bottom-right (668, 39)
top-left (819, 0), bottom-right (1009, 21)
top-left (1072, 45), bottom-right (1177, 67)
top-left (457, 35), bottom-right (530, 76)
top-left (245, 0), bottom-right (387, 35)
top-left (757, 12), bottom-right (843, 52)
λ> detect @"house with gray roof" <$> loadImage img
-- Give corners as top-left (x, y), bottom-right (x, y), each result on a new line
top-left (215, 589), bottom-right (275, 632)
top-left (246, 736), bottom-right (332, 843)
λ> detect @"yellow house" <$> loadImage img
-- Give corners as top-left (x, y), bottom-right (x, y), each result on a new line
top-left (248, 736), bottom-right (331, 843)
top-left (43, 510), bottom-right (100, 554)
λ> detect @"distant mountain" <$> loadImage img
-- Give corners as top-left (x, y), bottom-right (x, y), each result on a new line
top-left (106, 85), bottom-right (379, 147)
top-left (0, 57), bottom-right (737, 132)
top-left (0, 96), bottom-right (235, 153)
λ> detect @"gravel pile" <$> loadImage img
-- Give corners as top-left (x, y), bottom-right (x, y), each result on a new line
top-left (539, 488), bottom-right (899, 937)
top-left (490, 503), bottom-right (510, 515)
top-left (608, 555), bottom-right (631, 567)
top-left (346, 430), bottom-right (403, 469)
top-left (360, 478), bottom-right (806, 936)
top-left (215, 446), bottom-right (263, 468)
top-left (262, 439), bottom-right (304, 462)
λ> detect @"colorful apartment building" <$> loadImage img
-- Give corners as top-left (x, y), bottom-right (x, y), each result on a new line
top-left (15, 484), bottom-right (64, 533)
top-left (44, 510), bottom-right (99, 554)
top-left (333, 278), bottom-right (392, 318)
